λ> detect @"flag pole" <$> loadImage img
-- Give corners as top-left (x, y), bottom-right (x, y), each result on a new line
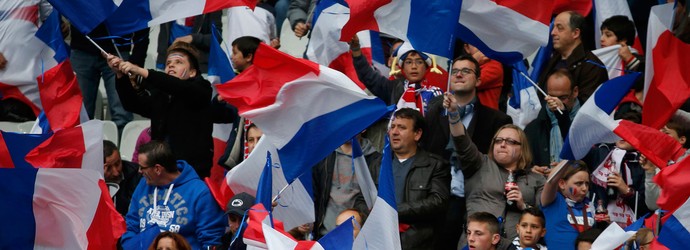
top-left (517, 70), bottom-right (562, 114)
top-left (86, 35), bottom-right (132, 76)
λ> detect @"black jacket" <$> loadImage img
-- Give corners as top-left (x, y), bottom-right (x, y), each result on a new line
top-left (524, 102), bottom-right (573, 167)
top-left (311, 143), bottom-right (381, 239)
top-left (424, 95), bottom-right (513, 157)
top-left (369, 149), bottom-right (450, 250)
top-left (116, 71), bottom-right (214, 178)
top-left (537, 43), bottom-right (609, 102)
top-left (113, 160), bottom-right (142, 217)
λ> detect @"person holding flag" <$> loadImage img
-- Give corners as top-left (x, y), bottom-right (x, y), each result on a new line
top-left (108, 41), bottom-right (214, 178)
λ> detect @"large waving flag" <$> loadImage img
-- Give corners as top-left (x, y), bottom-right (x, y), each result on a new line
top-left (217, 43), bottom-right (388, 229)
top-left (340, 0), bottom-right (460, 58)
top-left (507, 62), bottom-right (542, 129)
top-left (642, 3), bottom-right (690, 129)
top-left (560, 72), bottom-right (641, 160)
top-left (104, 0), bottom-right (255, 36)
top-left (457, 0), bottom-right (553, 64)
top-left (225, 5), bottom-right (274, 45)
top-left (0, 168), bottom-right (124, 250)
top-left (307, 0), bottom-right (368, 90)
top-left (0, 1), bottom-right (62, 115)
top-left (353, 136), bottom-right (402, 249)
top-left (592, 0), bottom-right (643, 53)
top-left (658, 195), bottom-right (690, 249)
top-left (552, 0), bottom-right (591, 16)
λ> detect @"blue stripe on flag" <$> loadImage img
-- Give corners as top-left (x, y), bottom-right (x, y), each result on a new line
top-left (35, 11), bottom-right (69, 63)
top-left (277, 97), bottom-right (387, 182)
top-left (408, 0), bottom-right (460, 58)
top-left (104, 0), bottom-right (153, 36)
top-left (658, 214), bottom-right (690, 249)
top-left (509, 62), bottom-right (530, 109)
top-left (48, 0), bottom-right (118, 34)
top-left (208, 23), bottom-right (235, 83)
top-left (256, 152), bottom-right (273, 216)
top-left (370, 31), bottom-right (386, 64)
top-left (318, 216), bottom-right (354, 249)
top-left (1, 132), bottom-right (52, 169)
top-left (0, 168), bottom-right (38, 250)
top-left (456, 23), bottom-right (524, 64)
top-left (593, 73), bottom-right (640, 113)
top-left (378, 136), bottom-right (396, 209)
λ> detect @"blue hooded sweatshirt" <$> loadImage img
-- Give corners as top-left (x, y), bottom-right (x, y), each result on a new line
top-left (122, 160), bottom-right (226, 249)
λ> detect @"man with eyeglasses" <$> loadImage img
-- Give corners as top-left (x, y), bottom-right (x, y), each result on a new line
top-left (121, 141), bottom-right (225, 250)
top-left (424, 55), bottom-right (512, 249)
top-left (526, 68), bottom-right (581, 177)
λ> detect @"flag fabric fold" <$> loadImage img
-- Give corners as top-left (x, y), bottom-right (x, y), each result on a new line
top-left (353, 136), bottom-right (401, 249)
top-left (653, 156), bottom-right (690, 215)
top-left (658, 196), bottom-right (690, 249)
top-left (613, 120), bottom-right (684, 169)
top-left (46, 0), bottom-right (122, 34)
top-left (560, 72), bottom-right (640, 160)
top-left (506, 62), bottom-right (542, 129)
top-left (457, 0), bottom-right (553, 64)
top-left (341, 0), bottom-right (460, 58)
top-left (352, 138), bottom-right (377, 209)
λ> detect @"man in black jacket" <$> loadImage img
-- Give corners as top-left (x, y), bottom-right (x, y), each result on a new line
top-left (369, 108), bottom-right (450, 249)
top-left (312, 136), bottom-right (381, 239)
top-left (103, 140), bottom-right (141, 217)
top-left (108, 42), bottom-right (214, 178)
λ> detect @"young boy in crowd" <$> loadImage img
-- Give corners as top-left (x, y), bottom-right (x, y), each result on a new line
top-left (513, 207), bottom-right (547, 250)
top-left (465, 212), bottom-right (516, 250)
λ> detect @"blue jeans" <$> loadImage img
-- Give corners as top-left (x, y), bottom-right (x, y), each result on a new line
top-left (274, 0), bottom-right (289, 37)
top-left (71, 49), bottom-right (133, 130)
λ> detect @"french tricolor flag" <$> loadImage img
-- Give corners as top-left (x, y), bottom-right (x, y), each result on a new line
top-left (457, 0), bottom-right (552, 64)
top-left (104, 0), bottom-right (255, 36)
top-left (560, 72), bottom-right (641, 160)
top-left (352, 138), bottom-right (377, 209)
top-left (341, 0), bottom-right (460, 58)
top-left (353, 136), bottom-right (402, 249)
top-left (0, 2), bottom-right (67, 116)
top-left (658, 195), bottom-right (690, 249)
top-left (217, 44), bottom-right (388, 229)
top-left (307, 0), bottom-right (369, 89)
top-left (642, 3), bottom-right (690, 129)
top-left (0, 168), bottom-right (124, 250)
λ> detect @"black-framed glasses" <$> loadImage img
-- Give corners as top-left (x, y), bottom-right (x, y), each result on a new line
top-left (451, 68), bottom-right (476, 76)
top-left (493, 137), bottom-right (521, 146)
top-left (138, 164), bottom-right (153, 170)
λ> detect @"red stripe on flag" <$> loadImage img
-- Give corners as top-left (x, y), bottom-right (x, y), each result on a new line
top-left (86, 179), bottom-right (126, 250)
top-left (553, 0), bottom-right (592, 16)
top-left (217, 44), bottom-right (320, 114)
top-left (295, 241), bottom-right (318, 249)
top-left (25, 126), bottom-right (86, 168)
top-left (204, 0), bottom-right (256, 12)
top-left (653, 156), bottom-right (690, 214)
top-left (10, 5), bottom-right (39, 26)
top-left (495, 0), bottom-right (553, 25)
top-left (328, 52), bottom-right (367, 90)
top-left (0, 133), bottom-right (15, 168)
top-left (613, 120), bottom-right (684, 169)
top-left (642, 31), bottom-right (690, 129)
top-left (37, 60), bottom-right (83, 130)
top-left (340, 0), bottom-right (391, 42)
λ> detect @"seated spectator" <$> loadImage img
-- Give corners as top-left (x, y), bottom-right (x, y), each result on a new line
top-left (121, 141), bottom-right (226, 249)
top-left (103, 140), bottom-right (141, 217)
top-left (148, 231), bottom-right (192, 250)
top-left (512, 207), bottom-right (547, 250)
top-left (335, 208), bottom-right (364, 238)
top-left (446, 92), bottom-right (544, 241)
top-left (574, 228), bottom-right (602, 250)
top-left (541, 161), bottom-right (593, 250)
top-left (465, 212), bottom-right (516, 250)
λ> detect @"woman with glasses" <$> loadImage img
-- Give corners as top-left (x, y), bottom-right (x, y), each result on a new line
top-left (444, 92), bottom-right (545, 243)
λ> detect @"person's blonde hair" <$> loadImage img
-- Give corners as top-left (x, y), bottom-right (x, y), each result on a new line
top-left (488, 124), bottom-right (533, 170)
